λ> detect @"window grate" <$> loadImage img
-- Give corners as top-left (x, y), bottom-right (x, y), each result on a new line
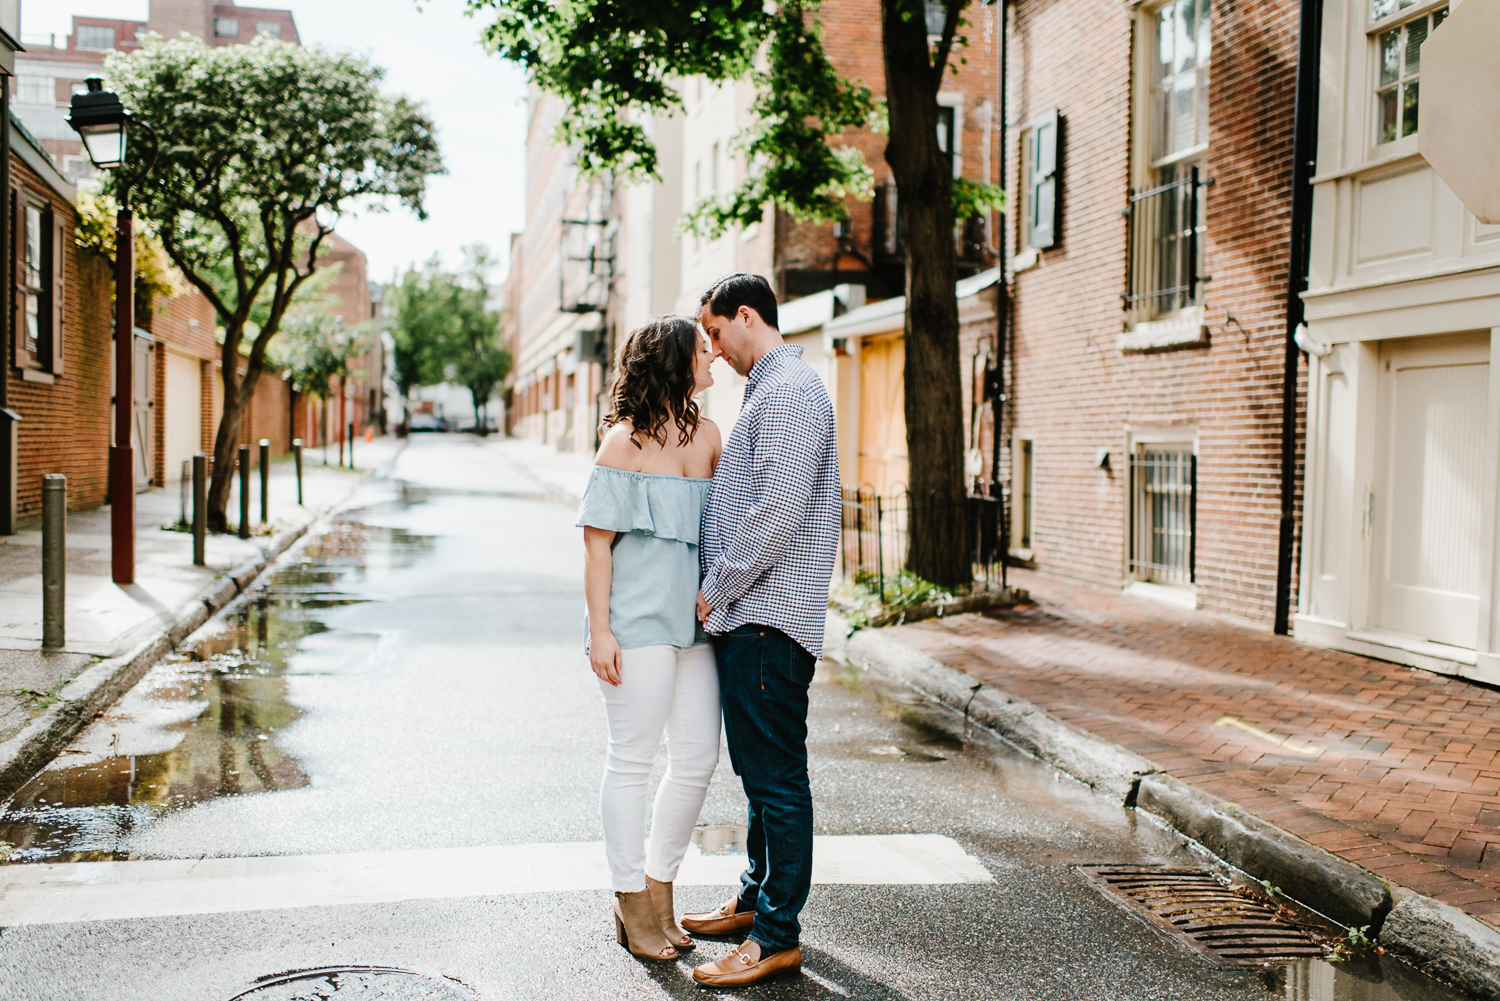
top-left (1124, 166), bottom-right (1206, 319)
top-left (1129, 445), bottom-right (1195, 586)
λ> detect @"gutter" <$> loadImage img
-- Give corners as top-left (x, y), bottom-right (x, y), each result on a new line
top-left (1274, 0), bottom-right (1324, 634)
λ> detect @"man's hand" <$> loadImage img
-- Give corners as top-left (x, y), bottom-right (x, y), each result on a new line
top-left (696, 590), bottom-right (713, 623)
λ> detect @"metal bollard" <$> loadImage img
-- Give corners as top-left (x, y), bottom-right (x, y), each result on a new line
top-left (238, 444), bottom-right (251, 540)
top-left (42, 475), bottom-right (65, 649)
top-left (292, 438), bottom-right (303, 505)
top-left (347, 423), bottom-right (355, 470)
top-left (179, 459), bottom-right (190, 528)
top-left (192, 452), bottom-right (207, 566)
top-left (258, 438), bottom-right (270, 524)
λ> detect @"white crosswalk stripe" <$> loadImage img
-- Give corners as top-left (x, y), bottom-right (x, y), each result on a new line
top-left (0, 833), bottom-right (992, 927)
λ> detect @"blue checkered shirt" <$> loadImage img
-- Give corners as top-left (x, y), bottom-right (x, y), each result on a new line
top-left (700, 344), bottom-right (840, 658)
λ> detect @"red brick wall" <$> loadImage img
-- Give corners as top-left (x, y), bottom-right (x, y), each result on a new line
top-left (779, 0), bottom-right (1000, 285)
top-left (9, 155), bottom-right (113, 519)
top-left (1003, 0), bottom-right (1305, 627)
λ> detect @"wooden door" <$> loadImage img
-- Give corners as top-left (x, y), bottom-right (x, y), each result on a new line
top-left (1376, 334), bottom-right (1489, 648)
top-left (857, 334), bottom-right (907, 495)
top-left (133, 336), bottom-right (154, 490)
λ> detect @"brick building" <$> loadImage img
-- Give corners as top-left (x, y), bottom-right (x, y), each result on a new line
top-left (997, 0), bottom-right (1304, 626)
top-left (8, 115), bottom-right (114, 519)
top-left (506, 0), bottom-right (1003, 459)
top-left (16, 1), bottom-right (379, 494)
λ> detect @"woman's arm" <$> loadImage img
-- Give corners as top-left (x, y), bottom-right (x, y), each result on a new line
top-left (584, 526), bottom-right (623, 685)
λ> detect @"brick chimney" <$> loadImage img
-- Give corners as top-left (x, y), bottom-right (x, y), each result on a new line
top-left (147, 0), bottom-right (212, 42)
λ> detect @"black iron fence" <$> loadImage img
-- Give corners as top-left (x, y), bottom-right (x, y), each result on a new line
top-left (1123, 164), bottom-right (1207, 319)
top-left (840, 486), bottom-right (1004, 600)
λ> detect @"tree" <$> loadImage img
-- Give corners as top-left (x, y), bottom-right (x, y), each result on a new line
top-left (388, 251), bottom-right (512, 433)
top-left (105, 34), bottom-right (443, 530)
top-left (467, 0), bottom-right (990, 585)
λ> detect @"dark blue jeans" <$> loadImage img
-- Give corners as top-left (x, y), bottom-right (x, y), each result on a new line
top-left (713, 623), bottom-right (816, 953)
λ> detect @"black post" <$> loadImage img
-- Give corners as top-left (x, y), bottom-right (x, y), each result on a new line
top-left (41, 475), bottom-right (65, 649)
top-left (0, 81), bottom-right (15, 537)
top-left (238, 443), bottom-right (251, 540)
top-left (258, 438), bottom-right (270, 524)
top-left (348, 422), bottom-right (355, 470)
top-left (1274, 0), bottom-right (1325, 635)
top-left (192, 452), bottom-right (206, 566)
top-left (293, 438), bottom-right (303, 505)
top-left (990, 0), bottom-right (1010, 591)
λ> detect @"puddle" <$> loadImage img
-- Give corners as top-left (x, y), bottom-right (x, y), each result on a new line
top-left (0, 515), bottom-right (431, 865)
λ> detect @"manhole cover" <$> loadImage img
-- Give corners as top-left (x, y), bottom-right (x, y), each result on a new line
top-left (1078, 865), bottom-right (1326, 966)
top-left (229, 967), bottom-right (477, 1000)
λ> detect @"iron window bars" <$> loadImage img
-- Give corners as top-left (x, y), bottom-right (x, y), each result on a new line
top-left (1124, 165), bottom-right (1208, 319)
top-left (1128, 446), bottom-right (1196, 587)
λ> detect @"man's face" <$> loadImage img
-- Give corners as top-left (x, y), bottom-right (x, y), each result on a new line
top-left (699, 305), bottom-right (753, 376)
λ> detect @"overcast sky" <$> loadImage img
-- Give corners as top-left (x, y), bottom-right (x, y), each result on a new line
top-left (23, 0), bottom-right (530, 283)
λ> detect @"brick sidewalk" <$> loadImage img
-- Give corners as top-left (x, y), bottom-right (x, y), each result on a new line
top-left (887, 568), bottom-right (1500, 929)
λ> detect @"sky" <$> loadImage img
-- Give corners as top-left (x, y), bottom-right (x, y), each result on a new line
top-left (22, 0), bottom-right (530, 283)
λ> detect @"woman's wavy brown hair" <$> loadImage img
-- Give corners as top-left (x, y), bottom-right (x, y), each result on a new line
top-left (601, 315), bottom-right (703, 448)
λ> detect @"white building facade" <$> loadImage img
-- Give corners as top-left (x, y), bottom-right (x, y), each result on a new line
top-left (1294, 0), bottom-right (1500, 683)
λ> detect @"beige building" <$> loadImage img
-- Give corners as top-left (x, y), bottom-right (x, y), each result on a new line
top-left (1294, 0), bottom-right (1500, 683)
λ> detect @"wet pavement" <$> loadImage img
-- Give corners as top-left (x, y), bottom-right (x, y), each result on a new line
top-left (0, 436), bottom-right (1478, 1000)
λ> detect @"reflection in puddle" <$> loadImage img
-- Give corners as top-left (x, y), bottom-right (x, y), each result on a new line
top-left (0, 517), bottom-right (433, 864)
top-left (1277, 956), bottom-right (1471, 1001)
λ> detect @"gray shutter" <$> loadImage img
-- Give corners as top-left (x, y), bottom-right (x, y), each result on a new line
top-left (51, 210), bottom-right (65, 376)
top-left (1028, 110), bottom-right (1061, 250)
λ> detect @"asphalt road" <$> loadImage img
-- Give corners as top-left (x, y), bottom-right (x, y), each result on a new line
top-left (0, 437), bottom-right (1466, 1001)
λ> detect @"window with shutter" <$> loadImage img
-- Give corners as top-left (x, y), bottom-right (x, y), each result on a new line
top-left (1027, 110), bottom-right (1061, 250)
top-left (51, 214), bottom-right (65, 376)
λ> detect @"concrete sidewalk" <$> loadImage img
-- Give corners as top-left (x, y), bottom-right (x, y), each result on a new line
top-left (835, 568), bottom-right (1500, 996)
top-left (0, 436), bottom-right (404, 785)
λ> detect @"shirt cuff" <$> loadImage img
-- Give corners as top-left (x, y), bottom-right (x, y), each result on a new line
top-left (701, 572), bottom-right (732, 611)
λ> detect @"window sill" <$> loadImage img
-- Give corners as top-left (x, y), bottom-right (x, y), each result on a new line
top-left (1123, 580), bottom-right (1197, 610)
top-left (19, 369), bottom-right (54, 385)
top-left (1012, 248), bottom-right (1040, 273)
top-left (1117, 308), bottom-right (1206, 353)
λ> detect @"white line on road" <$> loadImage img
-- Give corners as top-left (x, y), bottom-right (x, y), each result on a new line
top-left (0, 834), bottom-right (992, 927)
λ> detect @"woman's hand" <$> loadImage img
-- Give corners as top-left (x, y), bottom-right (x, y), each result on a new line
top-left (590, 630), bottom-right (624, 686)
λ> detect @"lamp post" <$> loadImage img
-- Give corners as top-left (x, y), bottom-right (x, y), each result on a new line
top-left (68, 78), bottom-right (157, 586)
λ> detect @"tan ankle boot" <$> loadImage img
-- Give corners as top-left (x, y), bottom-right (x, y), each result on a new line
top-left (647, 876), bottom-right (695, 950)
top-left (614, 889), bottom-right (678, 961)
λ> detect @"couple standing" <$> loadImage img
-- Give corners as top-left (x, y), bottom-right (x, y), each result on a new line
top-left (578, 274), bottom-right (839, 987)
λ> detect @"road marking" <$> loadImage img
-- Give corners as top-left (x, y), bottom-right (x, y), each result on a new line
top-left (1213, 715), bottom-right (1321, 757)
top-left (0, 834), bottom-right (991, 927)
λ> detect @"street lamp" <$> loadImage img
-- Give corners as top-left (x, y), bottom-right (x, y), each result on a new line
top-left (68, 78), bottom-right (157, 586)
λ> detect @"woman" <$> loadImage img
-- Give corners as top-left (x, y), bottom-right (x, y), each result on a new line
top-left (577, 315), bottom-right (722, 962)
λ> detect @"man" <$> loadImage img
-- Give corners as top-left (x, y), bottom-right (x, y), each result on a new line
top-left (685, 273), bottom-right (840, 987)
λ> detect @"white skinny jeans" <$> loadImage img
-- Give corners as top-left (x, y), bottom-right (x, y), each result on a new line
top-left (598, 642), bottom-right (720, 893)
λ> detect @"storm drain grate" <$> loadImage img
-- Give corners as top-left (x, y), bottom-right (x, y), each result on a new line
top-left (1077, 865), bottom-right (1326, 966)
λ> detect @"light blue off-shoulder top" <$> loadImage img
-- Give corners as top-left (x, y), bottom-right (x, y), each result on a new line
top-left (577, 466), bottom-right (712, 651)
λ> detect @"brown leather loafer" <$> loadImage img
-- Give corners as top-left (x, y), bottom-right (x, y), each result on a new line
top-left (680, 894), bottom-right (755, 936)
top-left (692, 944), bottom-right (801, 987)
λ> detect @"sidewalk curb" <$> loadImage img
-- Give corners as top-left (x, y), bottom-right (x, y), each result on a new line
top-left (0, 516), bottom-right (315, 803)
top-left (829, 611), bottom-right (1500, 997)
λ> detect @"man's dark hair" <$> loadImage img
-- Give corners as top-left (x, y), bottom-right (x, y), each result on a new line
top-left (699, 273), bottom-right (779, 330)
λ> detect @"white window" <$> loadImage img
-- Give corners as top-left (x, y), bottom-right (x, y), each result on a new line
top-left (1128, 436), bottom-right (1196, 586)
top-left (1150, 0), bottom-right (1210, 165)
top-left (710, 142), bottom-right (720, 193)
top-left (255, 21), bottom-right (282, 37)
top-left (15, 75), bottom-right (50, 105)
top-left (70, 81), bottom-right (90, 96)
top-left (214, 17), bottom-right (239, 37)
top-left (20, 202), bottom-right (50, 369)
top-left (1372, 2), bottom-right (1447, 145)
top-left (74, 24), bottom-right (115, 51)
top-left (61, 156), bottom-right (94, 184)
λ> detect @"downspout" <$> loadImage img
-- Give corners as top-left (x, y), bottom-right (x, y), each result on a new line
top-left (990, 0), bottom-right (1009, 589)
top-left (1273, 0), bottom-right (1324, 634)
top-left (0, 84), bottom-right (15, 534)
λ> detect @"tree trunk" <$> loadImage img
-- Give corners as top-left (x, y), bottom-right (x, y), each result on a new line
top-left (881, 0), bottom-right (971, 587)
top-left (207, 341), bottom-right (269, 532)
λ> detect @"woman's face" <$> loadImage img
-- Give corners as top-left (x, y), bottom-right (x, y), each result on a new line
top-left (691, 327), bottom-right (715, 395)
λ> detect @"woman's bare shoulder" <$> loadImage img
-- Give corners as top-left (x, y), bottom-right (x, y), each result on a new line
top-left (698, 418), bottom-right (722, 447)
top-left (595, 423), bottom-right (644, 471)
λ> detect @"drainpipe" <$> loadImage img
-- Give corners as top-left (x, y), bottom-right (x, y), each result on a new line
top-left (0, 86), bottom-right (17, 535)
top-left (1273, 0), bottom-right (1325, 634)
top-left (990, 0), bottom-right (1010, 589)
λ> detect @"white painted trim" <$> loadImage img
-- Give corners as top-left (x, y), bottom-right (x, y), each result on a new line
top-left (1117, 308), bottom-right (1207, 351)
top-left (1123, 580), bottom-right (1198, 610)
